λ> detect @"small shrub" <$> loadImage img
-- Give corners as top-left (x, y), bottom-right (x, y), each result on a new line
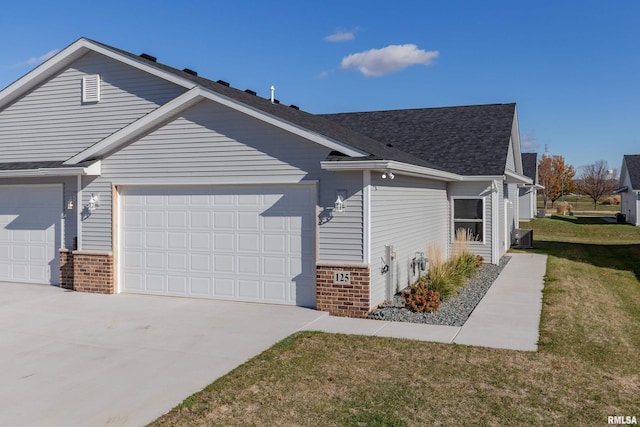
top-left (556, 202), bottom-right (573, 214)
top-left (475, 255), bottom-right (484, 268)
top-left (404, 281), bottom-right (440, 313)
top-left (453, 251), bottom-right (477, 279)
top-left (427, 243), bottom-right (457, 300)
top-left (601, 195), bottom-right (620, 205)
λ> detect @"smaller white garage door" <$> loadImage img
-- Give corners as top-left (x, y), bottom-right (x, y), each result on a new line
top-left (0, 185), bottom-right (61, 285)
top-left (120, 185), bottom-right (316, 307)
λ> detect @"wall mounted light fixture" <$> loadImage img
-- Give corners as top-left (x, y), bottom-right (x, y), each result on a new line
top-left (88, 193), bottom-right (100, 211)
top-left (381, 170), bottom-right (395, 180)
top-left (66, 198), bottom-right (75, 210)
top-left (334, 190), bottom-right (347, 213)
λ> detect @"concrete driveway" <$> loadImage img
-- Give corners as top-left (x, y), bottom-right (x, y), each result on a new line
top-left (0, 282), bottom-right (326, 427)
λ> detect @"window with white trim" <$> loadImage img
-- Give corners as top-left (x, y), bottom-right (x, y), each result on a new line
top-left (453, 198), bottom-right (484, 242)
top-left (82, 74), bottom-right (101, 103)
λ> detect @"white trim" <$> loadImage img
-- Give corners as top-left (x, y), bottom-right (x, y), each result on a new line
top-left (321, 160), bottom-right (461, 182)
top-left (450, 196), bottom-right (486, 244)
top-left (66, 87), bottom-right (368, 165)
top-left (76, 176), bottom-right (82, 251)
top-left (0, 161), bottom-right (101, 178)
top-left (110, 179), bottom-right (319, 187)
top-left (504, 170), bottom-right (532, 185)
top-left (362, 170), bottom-right (371, 265)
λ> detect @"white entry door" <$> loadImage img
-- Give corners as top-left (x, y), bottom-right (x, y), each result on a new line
top-left (0, 185), bottom-right (61, 284)
top-left (119, 184), bottom-right (316, 307)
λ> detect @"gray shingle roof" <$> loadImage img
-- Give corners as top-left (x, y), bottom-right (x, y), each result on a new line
top-left (86, 39), bottom-right (445, 171)
top-left (320, 104), bottom-right (516, 176)
top-left (521, 153), bottom-right (537, 181)
top-left (624, 154), bottom-right (640, 190)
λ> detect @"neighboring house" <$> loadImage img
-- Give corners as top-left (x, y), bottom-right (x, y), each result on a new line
top-left (0, 38), bottom-right (531, 318)
top-left (617, 155), bottom-right (640, 226)
top-left (518, 152), bottom-right (540, 220)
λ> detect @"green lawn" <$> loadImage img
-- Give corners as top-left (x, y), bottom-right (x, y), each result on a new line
top-left (151, 217), bottom-right (640, 426)
top-left (537, 194), bottom-right (620, 213)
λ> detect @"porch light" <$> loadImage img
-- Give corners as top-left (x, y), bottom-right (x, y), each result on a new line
top-left (334, 191), bottom-right (346, 213)
top-left (66, 198), bottom-right (75, 210)
top-left (88, 193), bottom-right (100, 211)
top-left (381, 170), bottom-right (394, 180)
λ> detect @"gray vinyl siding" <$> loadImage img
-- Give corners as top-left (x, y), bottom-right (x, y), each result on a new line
top-left (369, 175), bottom-right (448, 308)
top-left (506, 140), bottom-right (515, 171)
top-left (519, 187), bottom-right (535, 220)
top-left (0, 51), bottom-right (185, 162)
top-left (317, 171), bottom-right (363, 263)
top-left (448, 181), bottom-right (493, 263)
top-left (101, 99), bottom-right (364, 261)
top-left (505, 183), bottom-right (518, 251)
top-left (0, 176), bottom-right (76, 249)
top-left (79, 177), bottom-right (113, 251)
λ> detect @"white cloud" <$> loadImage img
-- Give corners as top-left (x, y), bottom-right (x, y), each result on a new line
top-left (521, 134), bottom-right (538, 150)
top-left (340, 44), bottom-right (439, 77)
top-left (317, 71), bottom-right (330, 79)
top-left (14, 49), bottom-right (61, 67)
top-left (324, 28), bottom-right (356, 42)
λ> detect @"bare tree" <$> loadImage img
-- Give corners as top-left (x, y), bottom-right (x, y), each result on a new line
top-left (578, 160), bottom-right (617, 209)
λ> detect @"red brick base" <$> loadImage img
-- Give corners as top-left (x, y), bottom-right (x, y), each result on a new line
top-left (58, 250), bottom-right (114, 294)
top-left (316, 264), bottom-right (370, 318)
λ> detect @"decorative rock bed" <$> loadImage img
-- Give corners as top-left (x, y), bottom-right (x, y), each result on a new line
top-left (368, 256), bottom-right (511, 327)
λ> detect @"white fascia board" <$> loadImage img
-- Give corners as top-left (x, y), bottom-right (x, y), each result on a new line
top-left (458, 175), bottom-right (505, 182)
top-left (0, 38), bottom-right (196, 109)
top-left (0, 160), bottom-right (101, 177)
top-left (511, 106), bottom-right (524, 174)
top-left (320, 160), bottom-right (462, 181)
top-left (505, 170), bottom-right (533, 185)
top-left (66, 86), bottom-right (368, 165)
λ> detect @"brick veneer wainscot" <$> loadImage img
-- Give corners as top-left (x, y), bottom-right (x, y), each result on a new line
top-left (59, 250), bottom-right (114, 294)
top-left (316, 264), bottom-right (370, 318)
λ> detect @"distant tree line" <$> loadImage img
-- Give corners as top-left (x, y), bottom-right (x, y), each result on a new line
top-left (538, 155), bottom-right (617, 210)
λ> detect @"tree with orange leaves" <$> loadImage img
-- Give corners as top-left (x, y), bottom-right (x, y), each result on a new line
top-left (538, 154), bottom-right (576, 209)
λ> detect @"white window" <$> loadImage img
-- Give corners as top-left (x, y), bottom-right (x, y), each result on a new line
top-left (82, 74), bottom-right (101, 103)
top-left (453, 198), bottom-right (484, 242)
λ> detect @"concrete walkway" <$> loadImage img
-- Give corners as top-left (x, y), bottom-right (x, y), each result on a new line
top-left (301, 253), bottom-right (548, 352)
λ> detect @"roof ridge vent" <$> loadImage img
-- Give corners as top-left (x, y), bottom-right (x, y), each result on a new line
top-left (217, 80), bottom-right (230, 87)
top-left (244, 89), bottom-right (257, 96)
top-left (140, 53), bottom-right (157, 62)
top-left (273, 99), bottom-right (280, 104)
top-left (289, 104), bottom-right (299, 110)
top-left (182, 68), bottom-right (198, 76)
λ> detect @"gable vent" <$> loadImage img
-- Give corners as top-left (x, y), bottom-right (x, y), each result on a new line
top-left (217, 80), bottom-right (230, 87)
top-left (244, 89), bottom-right (257, 96)
top-left (140, 53), bottom-right (157, 62)
top-left (183, 68), bottom-right (198, 76)
top-left (82, 74), bottom-right (101, 103)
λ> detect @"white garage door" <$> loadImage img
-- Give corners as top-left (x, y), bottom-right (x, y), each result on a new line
top-left (0, 185), bottom-right (61, 285)
top-left (120, 185), bottom-right (316, 306)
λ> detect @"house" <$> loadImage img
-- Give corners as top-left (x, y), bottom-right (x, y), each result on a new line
top-left (518, 152), bottom-right (540, 220)
top-left (0, 38), bottom-right (531, 318)
top-left (617, 155), bottom-right (640, 226)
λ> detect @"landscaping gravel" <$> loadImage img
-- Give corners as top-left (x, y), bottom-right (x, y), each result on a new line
top-left (368, 256), bottom-right (511, 326)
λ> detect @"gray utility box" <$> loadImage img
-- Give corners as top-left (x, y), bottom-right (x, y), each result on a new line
top-left (513, 229), bottom-right (534, 249)
top-left (537, 209), bottom-right (547, 218)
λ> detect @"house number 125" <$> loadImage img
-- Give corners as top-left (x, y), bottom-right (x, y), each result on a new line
top-left (333, 271), bottom-right (351, 285)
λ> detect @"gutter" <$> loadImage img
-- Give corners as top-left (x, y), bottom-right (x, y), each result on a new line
top-left (320, 160), bottom-right (462, 182)
top-left (0, 160), bottom-right (101, 177)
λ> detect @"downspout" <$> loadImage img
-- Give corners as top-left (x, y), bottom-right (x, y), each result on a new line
top-left (491, 180), bottom-right (499, 265)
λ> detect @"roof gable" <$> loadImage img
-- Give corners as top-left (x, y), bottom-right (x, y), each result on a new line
top-left (521, 153), bottom-right (538, 182)
top-left (623, 154), bottom-right (640, 190)
top-left (321, 103), bottom-right (517, 176)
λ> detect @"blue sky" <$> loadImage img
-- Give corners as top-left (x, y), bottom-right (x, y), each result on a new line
top-left (1, 0), bottom-right (638, 173)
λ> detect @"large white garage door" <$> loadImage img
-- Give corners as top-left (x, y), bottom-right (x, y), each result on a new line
top-left (0, 185), bottom-right (61, 285)
top-left (120, 185), bottom-right (316, 307)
